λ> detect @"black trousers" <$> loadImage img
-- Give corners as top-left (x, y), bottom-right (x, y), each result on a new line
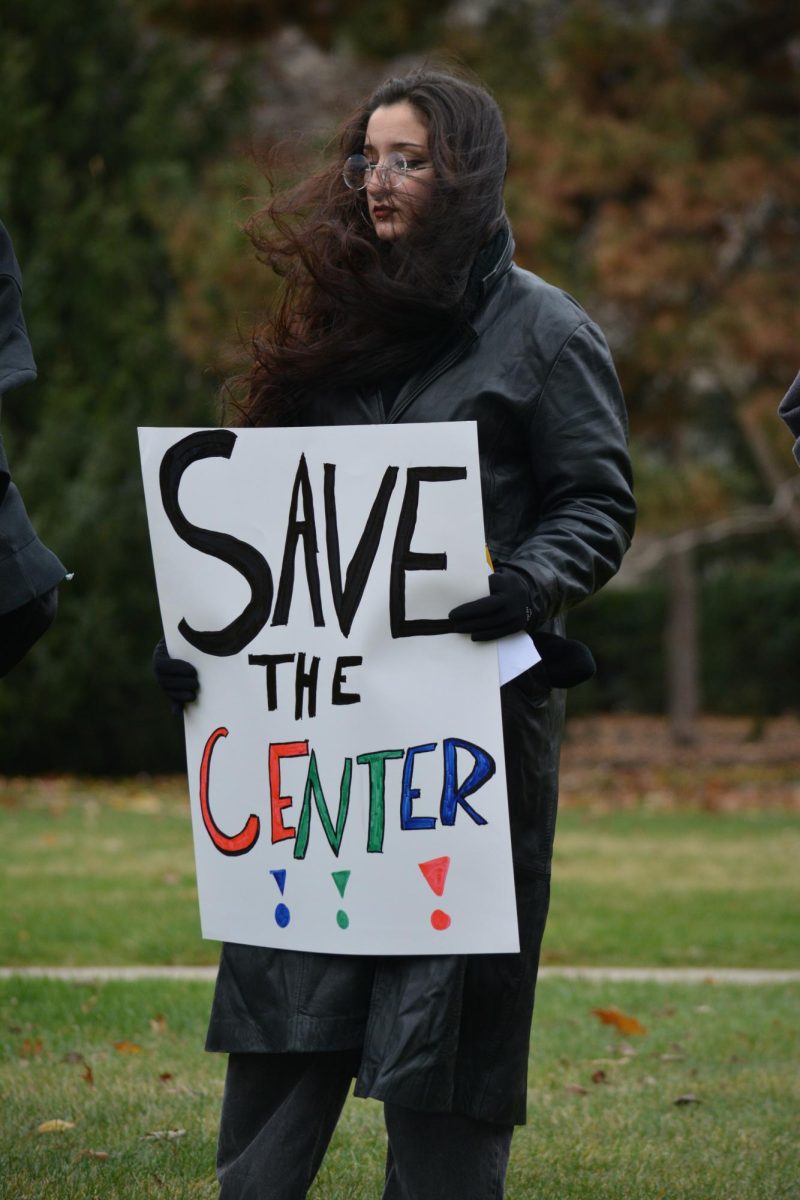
top-left (217, 1051), bottom-right (513, 1200)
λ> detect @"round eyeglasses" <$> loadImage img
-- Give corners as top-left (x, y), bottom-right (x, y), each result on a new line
top-left (342, 152), bottom-right (430, 191)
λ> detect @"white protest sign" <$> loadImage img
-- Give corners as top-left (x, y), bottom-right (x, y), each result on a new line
top-left (139, 424), bottom-right (518, 955)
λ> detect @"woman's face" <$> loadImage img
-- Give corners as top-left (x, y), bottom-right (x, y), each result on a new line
top-left (362, 101), bottom-right (433, 241)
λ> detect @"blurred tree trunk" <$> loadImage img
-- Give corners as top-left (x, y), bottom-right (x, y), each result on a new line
top-left (660, 387), bottom-right (800, 748)
top-left (735, 396), bottom-right (800, 547)
top-left (665, 542), bottom-right (699, 745)
top-left (664, 425), bottom-right (698, 745)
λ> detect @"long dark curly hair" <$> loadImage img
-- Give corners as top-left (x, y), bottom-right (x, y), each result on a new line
top-left (233, 70), bottom-right (509, 427)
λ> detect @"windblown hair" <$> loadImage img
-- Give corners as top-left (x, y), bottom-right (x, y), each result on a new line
top-left (233, 70), bottom-right (509, 427)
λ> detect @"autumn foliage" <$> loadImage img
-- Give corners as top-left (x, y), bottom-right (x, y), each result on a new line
top-left (495, 2), bottom-right (800, 534)
top-left (1, 1), bottom-right (798, 770)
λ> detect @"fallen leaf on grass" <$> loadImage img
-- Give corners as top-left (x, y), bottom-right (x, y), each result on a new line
top-left (59, 1050), bottom-right (94, 1084)
top-left (163, 1082), bottom-right (201, 1097)
top-left (76, 1149), bottom-right (108, 1161)
top-left (673, 1093), bottom-right (701, 1105)
top-left (19, 1038), bottom-right (43, 1057)
top-left (150, 1014), bottom-right (168, 1034)
top-left (565, 1083), bottom-right (588, 1095)
top-left (591, 1069), bottom-right (607, 1084)
top-left (113, 1041), bottom-right (142, 1054)
top-left (592, 1007), bottom-right (647, 1036)
top-left (38, 1119), bottom-right (76, 1133)
top-left (155, 1072), bottom-right (199, 1097)
top-left (143, 1128), bottom-right (186, 1141)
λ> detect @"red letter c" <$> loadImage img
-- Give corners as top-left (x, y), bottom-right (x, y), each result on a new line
top-left (199, 726), bottom-right (260, 856)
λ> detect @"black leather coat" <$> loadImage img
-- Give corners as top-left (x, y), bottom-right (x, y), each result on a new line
top-left (205, 232), bottom-right (636, 1125)
top-left (0, 221), bottom-right (65, 673)
top-left (778, 371), bottom-right (800, 466)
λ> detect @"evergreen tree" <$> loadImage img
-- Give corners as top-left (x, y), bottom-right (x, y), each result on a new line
top-left (0, 0), bottom-right (253, 771)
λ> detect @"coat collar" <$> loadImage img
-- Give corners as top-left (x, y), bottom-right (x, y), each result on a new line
top-left (464, 219), bottom-right (515, 319)
top-left (376, 220), bottom-right (515, 424)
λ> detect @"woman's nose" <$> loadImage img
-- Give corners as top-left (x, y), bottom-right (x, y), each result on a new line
top-left (367, 163), bottom-right (392, 194)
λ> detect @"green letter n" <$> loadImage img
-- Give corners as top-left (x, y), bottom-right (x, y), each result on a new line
top-left (294, 751), bottom-right (352, 859)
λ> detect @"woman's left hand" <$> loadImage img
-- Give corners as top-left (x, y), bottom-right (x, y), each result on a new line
top-left (448, 569), bottom-right (532, 641)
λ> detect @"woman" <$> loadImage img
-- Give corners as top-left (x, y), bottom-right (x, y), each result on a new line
top-left (155, 70), bottom-right (635, 1199)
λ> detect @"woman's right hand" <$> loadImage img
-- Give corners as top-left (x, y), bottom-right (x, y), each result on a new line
top-left (152, 637), bottom-right (199, 708)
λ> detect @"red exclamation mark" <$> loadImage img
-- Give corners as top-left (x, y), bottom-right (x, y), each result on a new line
top-left (418, 856), bottom-right (451, 931)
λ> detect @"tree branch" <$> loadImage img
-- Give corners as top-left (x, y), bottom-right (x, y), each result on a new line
top-left (616, 475), bottom-right (800, 584)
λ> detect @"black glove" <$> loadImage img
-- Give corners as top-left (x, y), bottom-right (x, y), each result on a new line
top-left (448, 569), bottom-right (532, 641)
top-left (528, 630), bottom-right (596, 689)
top-left (448, 572), bottom-right (596, 689)
top-left (152, 637), bottom-right (199, 710)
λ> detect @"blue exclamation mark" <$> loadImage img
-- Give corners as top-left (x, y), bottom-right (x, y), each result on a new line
top-left (270, 869), bottom-right (290, 928)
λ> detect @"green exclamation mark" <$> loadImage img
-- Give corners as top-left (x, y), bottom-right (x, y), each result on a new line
top-left (332, 870), bottom-right (351, 929)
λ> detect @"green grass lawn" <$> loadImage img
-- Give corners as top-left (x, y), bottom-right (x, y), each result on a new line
top-left (2, 774), bottom-right (798, 1197)
top-left (1, 777), bottom-right (206, 966)
top-left (1, 777), bottom-right (798, 968)
top-left (1, 976), bottom-right (797, 1200)
top-left (544, 808), bottom-right (800, 968)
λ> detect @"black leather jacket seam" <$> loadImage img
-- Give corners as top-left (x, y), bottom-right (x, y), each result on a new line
top-left (528, 320), bottom-right (593, 427)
